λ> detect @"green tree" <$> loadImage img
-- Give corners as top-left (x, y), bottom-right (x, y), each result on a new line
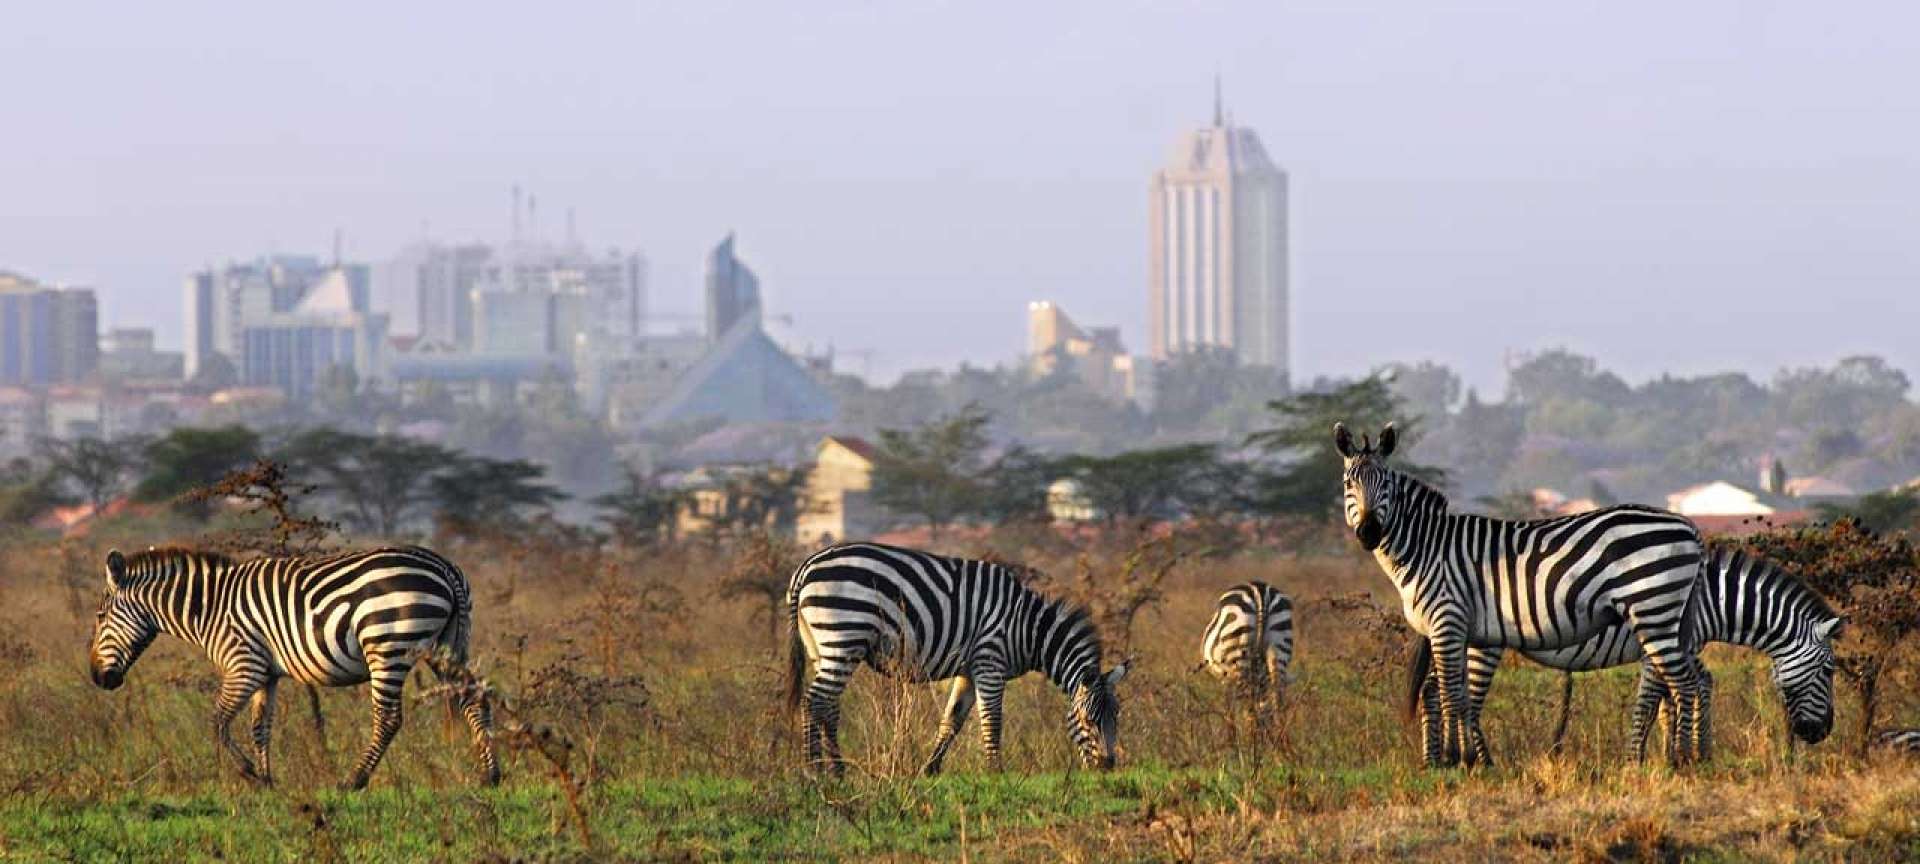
top-left (136, 426), bottom-right (262, 517)
top-left (976, 447), bottom-right (1059, 526)
top-left (0, 457), bottom-right (71, 526)
top-left (280, 428), bottom-right (458, 537)
top-left (1245, 377), bottom-right (1444, 518)
top-left (1383, 360), bottom-right (1462, 424)
top-left (595, 469), bottom-right (692, 547)
top-left (1817, 488), bottom-right (1920, 536)
top-left (869, 404), bottom-right (993, 540)
top-left (430, 454), bottom-right (565, 534)
top-left (38, 435), bottom-right (146, 511)
top-left (705, 464), bottom-right (813, 539)
top-left (1055, 444), bottom-right (1230, 525)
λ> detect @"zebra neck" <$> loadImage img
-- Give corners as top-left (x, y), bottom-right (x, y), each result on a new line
top-left (128, 559), bottom-right (232, 647)
top-left (1377, 481), bottom-right (1449, 578)
top-left (1014, 592), bottom-right (1103, 693)
top-left (1695, 556), bottom-right (1823, 659)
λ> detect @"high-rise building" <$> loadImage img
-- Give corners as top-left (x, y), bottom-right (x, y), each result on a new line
top-left (186, 256), bottom-right (359, 380)
top-left (238, 270), bottom-right (388, 400)
top-left (0, 271), bottom-right (97, 388)
top-left (414, 243), bottom-right (492, 349)
top-left (705, 233), bottom-right (761, 341)
top-left (1026, 301), bottom-right (1147, 405)
top-left (1148, 85), bottom-right (1290, 378)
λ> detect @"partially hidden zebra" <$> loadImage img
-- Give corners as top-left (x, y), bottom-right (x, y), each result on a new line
top-left (1407, 545), bottom-right (1843, 764)
top-left (1879, 728), bottom-right (1920, 754)
top-left (784, 542), bottom-right (1131, 776)
top-left (1199, 581), bottom-right (1295, 707)
top-left (1336, 421), bottom-right (1712, 767)
top-left (87, 545), bottom-right (498, 790)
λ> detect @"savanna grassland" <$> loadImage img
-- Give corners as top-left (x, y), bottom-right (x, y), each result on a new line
top-left (2, 513), bottom-right (1918, 863)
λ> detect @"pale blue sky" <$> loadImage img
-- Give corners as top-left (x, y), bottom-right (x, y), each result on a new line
top-left (3, 2), bottom-right (1916, 393)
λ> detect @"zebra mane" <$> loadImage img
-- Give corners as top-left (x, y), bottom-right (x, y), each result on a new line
top-left (122, 546), bottom-right (237, 575)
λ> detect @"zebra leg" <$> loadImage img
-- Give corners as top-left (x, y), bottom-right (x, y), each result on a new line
top-left (1464, 645), bottom-right (1501, 768)
top-left (247, 678), bottom-right (279, 786)
top-left (213, 669), bottom-right (268, 786)
top-left (923, 676), bottom-right (975, 776)
top-left (345, 657), bottom-right (412, 791)
top-left (423, 657), bottom-right (500, 786)
top-left (972, 668), bottom-right (1008, 772)
top-left (1428, 626), bottom-right (1476, 769)
top-left (1630, 661), bottom-right (1665, 763)
top-left (804, 656), bottom-right (856, 778)
top-left (1693, 662), bottom-right (1714, 764)
top-left (1630, 615), bottom-right (1705, 767)
top-left (1418, 671), bottom-right (1446, 768)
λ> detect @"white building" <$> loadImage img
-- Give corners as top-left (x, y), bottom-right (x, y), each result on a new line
top-left (1148, 83), bottom-right (1290, 376)
top-left (1666, 481), bottom-right (1774, 517)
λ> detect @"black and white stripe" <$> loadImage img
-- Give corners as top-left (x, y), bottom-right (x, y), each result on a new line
top-left (87, 545), bottom-right (498, 790)
top-left (1412, 546), bottom-right (1843, 762)
top-left (1336, 421), bottom-right (1711, 767)
top-left (1199, 581), bottom-right (1294, 701)
top-left (783, 542), bottom-right (1130, 776)
top-left (1879, 728), bottom-right (1920, 754)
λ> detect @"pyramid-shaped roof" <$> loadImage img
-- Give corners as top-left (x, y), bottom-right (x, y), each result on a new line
top-left (638, 321), bottom-right (836, 428)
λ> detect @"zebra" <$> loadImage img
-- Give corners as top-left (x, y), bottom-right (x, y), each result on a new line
top-left (1408, 545), bottom-right (1843, 763)
top-left (1879, 729), bottom-right (1920, 754)
top-left (87, 545), bottom-right (498, 790)
top-left (1198, 581), bottom-right (1295, 710)
top-left (1335, 421), bottom-right (1712, 767)
top-left (783, 542), bottom-right (1131, 777)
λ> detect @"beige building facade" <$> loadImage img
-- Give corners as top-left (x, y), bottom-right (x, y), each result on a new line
top-left (1148, 91), bottom-right (1289, 377)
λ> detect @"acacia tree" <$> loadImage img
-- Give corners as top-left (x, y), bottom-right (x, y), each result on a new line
top-left (280, 427), bottom-right (458, 538)
top-left (1054, 444), bottom-right (1232, 526)
top-left (430, 454), bottom-right (565, 535)
top-left (38, 435), bottom-right (146, 511)
top-left (869, 404), bottom-right (993, 540)
top-left (1245, 376), bottom-right (1444, 519)
top-left (136, 425), bottom-right (262, 519)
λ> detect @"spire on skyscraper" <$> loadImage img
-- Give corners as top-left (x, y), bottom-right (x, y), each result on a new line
top-left (1213, 75), bottom-right (1223, 127)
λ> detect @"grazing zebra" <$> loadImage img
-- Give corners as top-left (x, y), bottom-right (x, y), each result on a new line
top-left (1409, 545), bottom-right (1843, 763)
top-left (87, 545), bottom-right (498, 790)
top-left (1335, 421), bottom-right (1711, 767)
top-left (784, 542), bottom-right (1130, 777)
top-left (1879, 728), bottom-right (1920, 754)
top-left (1199, 581), bottom-right (1295, 706)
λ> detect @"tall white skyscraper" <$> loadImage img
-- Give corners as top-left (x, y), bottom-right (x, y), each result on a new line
top-left (1148, 85), bottom-right (1290, 378)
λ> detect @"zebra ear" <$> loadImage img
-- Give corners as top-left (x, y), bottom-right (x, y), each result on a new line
top-left (1816, 616), bottom-right (1846, 642)
top-left (1333, 422), bottom-right (1355, 458)
top-left (105, 549), bottom-right (128, 589)
top-left (1105, 660), bottom-right (1132, 687)
top-left (1378, 423), bottom-right (1398, 459)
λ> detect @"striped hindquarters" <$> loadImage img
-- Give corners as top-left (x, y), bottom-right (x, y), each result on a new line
top-left (1201, 581), bottom-right (1294, 688)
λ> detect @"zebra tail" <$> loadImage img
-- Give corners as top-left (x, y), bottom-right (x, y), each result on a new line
top-left (784, 571), bottom-right (806, 714)
top-left (437, 561), bottom-right (475, 667)
top-left (1403, 637), bottom-right (1432, 724)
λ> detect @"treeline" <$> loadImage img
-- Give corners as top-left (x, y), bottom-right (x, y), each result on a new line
top-left (833, 349), bottom-right (1920, 507)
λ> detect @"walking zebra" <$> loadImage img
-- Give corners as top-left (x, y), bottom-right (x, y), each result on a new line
top-left (784, 542), bottom-right (1130, 776)
top-left (87, 546), bottom-right (498, 790)
top-left (1335, 421), bottom-right (1711, 767)
top-left (1199, 581), bottom-right (1295, 705)
top-left (1409, 545), bottom-right (1842, 763)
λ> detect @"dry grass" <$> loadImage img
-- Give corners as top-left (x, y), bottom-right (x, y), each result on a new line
top-left (1, 516), bottom-right (1917, 860)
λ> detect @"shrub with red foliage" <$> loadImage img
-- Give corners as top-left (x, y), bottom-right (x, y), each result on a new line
top-left (1730, 518), bottom-right (1920, 754)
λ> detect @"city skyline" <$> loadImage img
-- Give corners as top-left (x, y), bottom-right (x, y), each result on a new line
top-left (5, 4), bottom-right (1920, 394)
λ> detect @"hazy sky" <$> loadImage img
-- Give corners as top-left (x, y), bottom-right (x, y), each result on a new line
top-left (4, 2), bottom-right (1917, 395)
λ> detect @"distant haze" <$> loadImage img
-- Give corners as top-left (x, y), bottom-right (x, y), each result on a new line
top-left (4, 2), bottom-right (1917, 395)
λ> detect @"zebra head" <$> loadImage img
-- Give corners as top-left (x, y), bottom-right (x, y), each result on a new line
top-left (89, 549), bottom-right (158, 691)
top-left (1334, 421), bottom-right (1398, 551)
top-left (1068, 661), bottom-right (1131, 770)
top-left (1776, 615), bottom-right (1844, 744)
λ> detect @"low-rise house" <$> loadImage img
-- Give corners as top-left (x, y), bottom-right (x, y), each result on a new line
top-left (797, 436), bottom-right (888, 545)
top-left (1665, 481), bottom-right (1774, 517)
